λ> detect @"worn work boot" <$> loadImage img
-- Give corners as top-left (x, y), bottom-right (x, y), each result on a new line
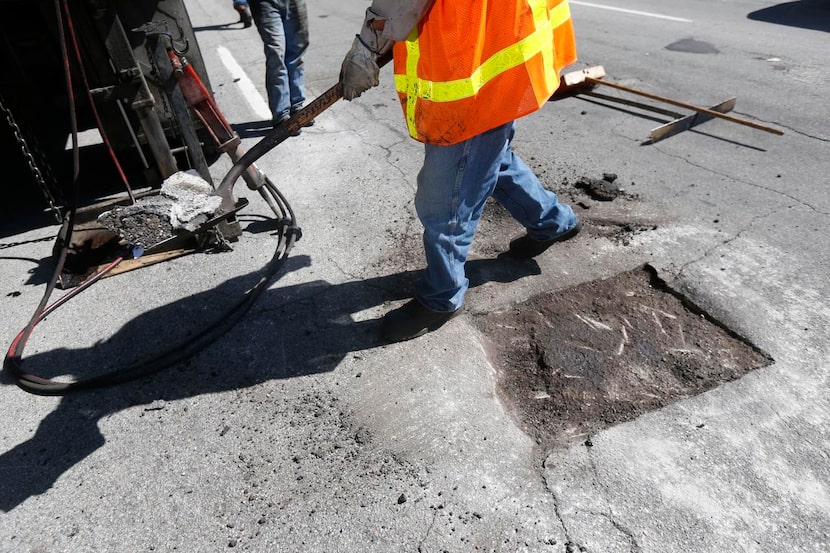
top-left (234, 4), bottom-right (253, 27)
top-left (506, 220), bottom-right (582, 259)
top-left (381, 299), bottom-right (462, 343)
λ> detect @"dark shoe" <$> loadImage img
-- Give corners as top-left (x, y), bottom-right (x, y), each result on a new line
top-left (234, 4), bottom-right (253, 27)
top-left (506, 220), bottom-right (582, 259)
top-left (381, 299), bottom-right (462, 343)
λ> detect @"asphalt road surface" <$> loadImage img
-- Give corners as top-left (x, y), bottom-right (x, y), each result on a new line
top-left (1, 1), bottom-right (828, 552)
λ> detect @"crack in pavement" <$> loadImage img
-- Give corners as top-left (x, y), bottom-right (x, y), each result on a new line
top-left (651, 145), bottom-right (828, 216)
top-left (417, 509), bottom-right (438, 553)
top-left (541, 454), bottom-right (575, 549)
top-left (377, 137), bottom-right (414, 183)
top-left (585, 439), bottom-right (644, 553)
top-left (653, 146), bottom-right (819, 212)
top-left (673, 205), bottom-right (779, 280)
top-left (537, 439), bottom-right (643, 553)
top-left (732, 111), bottom-right (829, 142)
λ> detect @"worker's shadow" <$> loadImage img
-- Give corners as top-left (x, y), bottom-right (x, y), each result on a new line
top-left (0, 252), bottom-right (540, 512)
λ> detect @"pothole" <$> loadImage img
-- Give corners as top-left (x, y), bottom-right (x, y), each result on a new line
top-left (472, 264), bottom-right (773, 447)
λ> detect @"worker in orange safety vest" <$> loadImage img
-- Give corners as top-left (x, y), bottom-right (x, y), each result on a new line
top-left (340, 0), bottom-right (582, 342)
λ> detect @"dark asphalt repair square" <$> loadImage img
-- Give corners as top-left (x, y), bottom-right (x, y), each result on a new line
top-left (472, 264), bottom-right (773, 447)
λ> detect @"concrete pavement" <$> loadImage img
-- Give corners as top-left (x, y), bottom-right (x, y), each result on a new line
top-left (1, 0), bottom-right (828, 551)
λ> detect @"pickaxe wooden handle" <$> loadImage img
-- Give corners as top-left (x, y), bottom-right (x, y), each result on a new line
top-left (214, 51), bottom-right (394, 210)
top-left (561, 66), bottom-right (784, 136)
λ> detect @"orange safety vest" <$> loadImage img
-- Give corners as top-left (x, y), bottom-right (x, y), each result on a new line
top-left (392, 0), bottom-right (577, 145)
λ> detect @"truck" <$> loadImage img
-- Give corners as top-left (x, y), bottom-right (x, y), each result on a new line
top-left (1, 0), bottom-right (307, 394)
top-left (1, 0), bottom-right (224, 239)
top-left (2, 0), bottom-right (284, 286)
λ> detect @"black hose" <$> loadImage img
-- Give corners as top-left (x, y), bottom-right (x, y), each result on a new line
top-left (2, 0), bottom-right (390, 394)
top-left (3, 0), bottom-right (301, 395)
top-left (5, 179), bottom-right (298, 396)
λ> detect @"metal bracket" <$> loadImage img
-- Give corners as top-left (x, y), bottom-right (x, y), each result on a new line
top-left (132, 21), bottom-right (190, 56)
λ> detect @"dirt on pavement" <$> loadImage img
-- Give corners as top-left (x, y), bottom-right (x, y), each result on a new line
top-left (472, 265), bottom-right (773, 448)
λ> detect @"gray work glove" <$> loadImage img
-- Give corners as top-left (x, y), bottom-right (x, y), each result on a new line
top-left (340, 37), bottom-right (380, 101)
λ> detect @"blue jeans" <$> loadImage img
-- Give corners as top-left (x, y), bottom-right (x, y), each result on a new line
top-left (414, 121), bottom-right (578, 312)
top-left (248, 0), bottom-right (308, 123)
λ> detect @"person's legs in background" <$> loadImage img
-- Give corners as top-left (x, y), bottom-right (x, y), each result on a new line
top-left (249, 0), bottom-right (291, 125)
top-left (284, 0), bottom-right (308, 118)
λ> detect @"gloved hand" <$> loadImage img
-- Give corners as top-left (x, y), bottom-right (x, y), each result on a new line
top-left (340, 37), bottom-right (380, 101)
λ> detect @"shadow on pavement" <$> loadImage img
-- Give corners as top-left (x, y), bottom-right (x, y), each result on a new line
top-left (232, 120), bottom-right (275, 140)
top-left (748, 0), bottom-right (830, 32)
top-left (572, 96), bottom-right (768, 152)
top-left (192, 22), bottom-right (249, 32)
top-left (0, 254), bottom-right (539, 512)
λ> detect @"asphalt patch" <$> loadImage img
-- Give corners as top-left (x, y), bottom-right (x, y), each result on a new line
top-left (97, 209), bottom-right (174, 249)
top-left (473, 265), bottom-right (773, 447)
top-left (665, 38), bottom-right (720, 54)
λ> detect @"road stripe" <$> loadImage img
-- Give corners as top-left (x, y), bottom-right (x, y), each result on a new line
top-left (570, 1), bottom-right (692, 22)
top-left (216, 46), bottom-right (272, 121)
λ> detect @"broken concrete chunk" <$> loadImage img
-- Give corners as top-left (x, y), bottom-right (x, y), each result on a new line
top-left (161, 170), bottom-right (222, 232)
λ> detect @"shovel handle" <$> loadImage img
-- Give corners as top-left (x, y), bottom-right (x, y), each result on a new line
top-left (586, 77), bottom-right (783, 136)
top-left (215, 51), bottom-right (394, 207)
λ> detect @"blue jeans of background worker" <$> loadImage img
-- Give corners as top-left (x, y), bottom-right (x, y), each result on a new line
top-left (415, 121), bottom-right (578, 313)
top-left (236, 0), bottom-right (308, 124)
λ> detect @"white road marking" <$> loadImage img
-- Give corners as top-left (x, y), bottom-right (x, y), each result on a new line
top-left (570, 1), bottom-right (693, 22)
top-left (216, 45), bottom-right (272, 121)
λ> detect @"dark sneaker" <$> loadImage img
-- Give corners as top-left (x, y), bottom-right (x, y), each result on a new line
top-left (506, 220), bottom-right (582, 259)
top-left (381, 299), bottom-right (462, 343)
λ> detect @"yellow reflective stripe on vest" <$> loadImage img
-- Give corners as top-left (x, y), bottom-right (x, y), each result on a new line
top-left (395, 0), bottom-right (571, 112)
top-left (539, 0), bottom-right (572, 90)
top-left (402, 28), bottom-right (422, 139)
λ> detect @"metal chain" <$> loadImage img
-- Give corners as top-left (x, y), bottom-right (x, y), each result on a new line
top-left (0, 92), bottom-right (63, 221)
